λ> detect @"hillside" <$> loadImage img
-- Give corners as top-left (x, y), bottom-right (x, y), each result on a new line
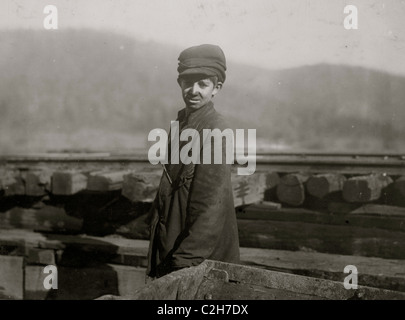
top-left (0, 29), bottom-right (404, 153)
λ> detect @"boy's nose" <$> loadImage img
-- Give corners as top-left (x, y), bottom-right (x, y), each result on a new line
top-left (190, 83), bottom-right (201, 94)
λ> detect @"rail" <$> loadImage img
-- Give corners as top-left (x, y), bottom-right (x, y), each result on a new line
top-left (1, 151), bottom-right (404, 174)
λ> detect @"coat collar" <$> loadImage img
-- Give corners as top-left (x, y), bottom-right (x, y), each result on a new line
top-left (177, 101), bottom-right (215, 127)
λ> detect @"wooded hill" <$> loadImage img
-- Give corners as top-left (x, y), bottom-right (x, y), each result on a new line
top-left (0, 29), bottom-right (404, 153)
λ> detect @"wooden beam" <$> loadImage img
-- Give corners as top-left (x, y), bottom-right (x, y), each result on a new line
top-left (26, 248), bottom-right (56, 265)
top-left (327, 202), bottom-right (361, 214)
top-left (100, 260), bottom-right (405, 300)
top-left (121, 171), bottom-right (161, 202)
top-left (87, 170), bottom-right (131, 192)
top-left (25, 264), bottom-right (147, 300)
top-left (342, 173), bottom-right (393, 203)
top-left (306, 173), bottom-right (346, 198)
top-left (1, 170), bottom-right (25, 196)
top-left (237, 219), bottom-right (405, 259)
top-left (390, 176), bottom-right (405, 206)
top-left (207, 260), bottom-right (405, 300)
top-left (232, 171), bottom-right (279, 207)
top-left (2, 228), bottom-right (404, 298)
top-left (239, 247), bottom-right (405, 292)
top-left (0, 255), bottom-right (24, 300)
top-left (25, 170), bottom-right (53, 196)
top-left (276, 173), bottom-right (310, 206)
top-left (350, 204), bottom-right (405, 217)
top-left (0, 229), bottom-right (149, 259)
top-left (0, 169), bottom-right (16, 191)
top-left (236, 204), bottom-right (405, 232)
top-left (51, 170), bottom-right (88, 195)
top-left (0, 206), bottom-right (83, 233)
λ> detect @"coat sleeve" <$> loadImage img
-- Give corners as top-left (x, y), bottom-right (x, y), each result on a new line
top-left (167, 127), bottom-right (234, 270)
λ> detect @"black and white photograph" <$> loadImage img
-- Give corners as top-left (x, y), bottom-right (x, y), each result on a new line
top-left (0, 0), bottom-right (404, 310)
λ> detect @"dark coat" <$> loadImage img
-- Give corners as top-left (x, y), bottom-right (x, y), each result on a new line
top-left (147, 101), bottom-right (240, 278)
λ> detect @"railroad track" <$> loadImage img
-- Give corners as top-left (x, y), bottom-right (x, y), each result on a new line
top-left (1, 152), bottom-right (404, 175)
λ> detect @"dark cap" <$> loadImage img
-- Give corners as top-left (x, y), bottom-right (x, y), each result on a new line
top-left (177, 44), bottom-right (227, 83)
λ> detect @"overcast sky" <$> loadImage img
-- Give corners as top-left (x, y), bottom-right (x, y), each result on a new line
top-left (1, 0), bottom-right (404, 75)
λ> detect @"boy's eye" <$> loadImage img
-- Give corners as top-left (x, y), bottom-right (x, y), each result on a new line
top-left (181, 79), bottom-right (211, 88)
top-left (198, 80), bottom-right (210, 87)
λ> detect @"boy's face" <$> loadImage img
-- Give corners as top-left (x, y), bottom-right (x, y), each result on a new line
top-left (179, 75), bottom-right (222, 110)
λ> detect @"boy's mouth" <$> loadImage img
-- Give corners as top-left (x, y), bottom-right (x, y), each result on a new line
top-left (186, 96), bottom-right (200, 103)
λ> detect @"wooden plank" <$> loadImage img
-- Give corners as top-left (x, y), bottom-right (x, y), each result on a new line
top-left (25, 264), bottom-right (147, 300)
top-left (306, 173), bottom-right (346, 198)
top-left (236, 204), bottom-right (405, 232)
top-left (51, 170), bottom-right (88, 195)
top-left (0, 169), bottom-right (17, 191)
top-left (232, 172), bottom-right (265, 207)
top-left (232, 171), bottom-right (280, 207)
top-left (0, 255), bottom-right (24, 299)
top-left (87, 170), bottom-right (131, 191)
top-left (26, 248), bottom-right (56, 265)
top-left (342, 173), bottom-right (393, 203)
top-left (0, 206), bottom-right (83, 233)
top-left (3, 228), bottom-right (404, 298)
top-left (100, 260), bottom-right (405, 300)
top-left (276, 173), bottom-right (310, 206)
top-left (0, 229), bottom-right (43, 249)
top-left (390, 176), bottom-right (405, 206)
top-left (0, 229), bottom-right (149, 262)
top-left (98, 260), bottom-right (209, 300)
top-left (237, 219), bottom-right (405, 259)
top-left (24, 265), bottom-right (52, 300)
top-left (25, 169), bottom-right (53, 196)
top-left (239, 247), bottom-right (405, 292)
top-left (110, 264), bottom-right (147, 296)
top-left (264, 171), bottom-right (281, 201)
top-left (1, 170), bottom-right (25, 196)
top-left (121, 171), bottom-right (161, 202)
top-left (209, 260), bottom-right (405, 300)
top-left (327, 202), bottom-right (361, 214)
top-left (350, 204), bottom-right (405, 217)
top-left (196, 272), bottom-right (325, 300)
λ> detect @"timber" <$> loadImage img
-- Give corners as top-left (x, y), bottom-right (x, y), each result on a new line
top-left (276, 173), bottom-right (310, 206)
top-left (342, 173), bottom-right (393, 203)
top-left (0, 169), bottom-right (19, 192)
top-left (1, 170), bottom-right (25, 196)
top-left (51, 170), bottom-right (88, 195)
top-left (237, 219), bottom-right (405, 259)
top-left (232, 171), bottom-right (279, 207)
top-left (121, 171), bottom-right (161, 202)
top-left (391, 176), bottom-right (405, 206)
top-left (0, 229), bottom-right (148, 259)
top-left (0, 206), bottom-right (83, 233)
top-left (0, 255), bottom-right (24, 300)
top-left (25, 170), bottom-right (53, 196)
top-left (97, 260), bottom-right (405, 300)
top-left (350, 204), bottom-right (405, 217)
top-left (236, 204), bottom-right (405, 232)
top-left (1, 229), bottom-right (405, 299)
top-left (25, 264), bottom-right (146, 300)
top-left (239, 247), bottom-right (405, 292)
top-left (26, 248), bottom-right (56, 265)
top-left (1, 152), bottom-right (405, 300)
top-left (87, 170), bottom-right (131, 191)
top-left (306, 173), bottom-right (346, 198)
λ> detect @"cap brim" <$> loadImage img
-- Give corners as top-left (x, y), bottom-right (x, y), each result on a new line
top-left (178, 67), bottom-right (218, 79)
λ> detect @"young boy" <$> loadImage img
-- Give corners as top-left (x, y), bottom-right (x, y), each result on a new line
top-left (147, 44), bottom-right (240, 279)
